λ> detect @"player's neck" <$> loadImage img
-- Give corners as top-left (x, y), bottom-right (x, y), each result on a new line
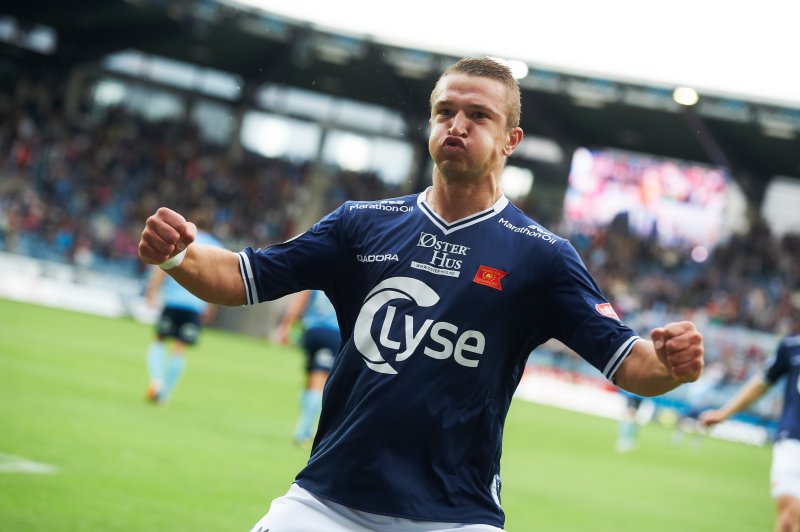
top-left (426, 178), bottom-right (503, 223)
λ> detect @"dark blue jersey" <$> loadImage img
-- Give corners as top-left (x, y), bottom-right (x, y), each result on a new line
top-left (237, 191), bottom-right (640, 527)
top-left (763, 334), bottom-right (800, 441)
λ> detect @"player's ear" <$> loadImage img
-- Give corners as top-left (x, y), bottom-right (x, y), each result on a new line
top-left (502, 127), bottom-right (523, 157)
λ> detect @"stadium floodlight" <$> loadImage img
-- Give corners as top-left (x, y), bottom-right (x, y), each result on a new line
top-left (328, 131), bottom-right (370, 172)
top-left (672, 86), bottom-right (699, 106)
top-left (488, 57), bottom-right (529, 80)
top-left (500, 166), bottom-right (534, 200)
top-left (690, 245), bottom-right (709, 263)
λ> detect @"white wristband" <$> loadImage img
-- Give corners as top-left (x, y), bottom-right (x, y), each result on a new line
top-left (158, 247), bottom-right (188, 270)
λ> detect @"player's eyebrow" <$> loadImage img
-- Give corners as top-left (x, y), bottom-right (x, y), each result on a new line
top-left (433, 99), bottom-right (498, 117)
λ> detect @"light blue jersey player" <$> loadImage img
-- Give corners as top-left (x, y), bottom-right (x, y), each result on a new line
top-left (139, 57), bottom-right (705, 531)
top-left (144, 228), bottom-right (224, 404)
top-left (616, 389), bottom-right (646, 453)
top-left (275, 290), bottom-right (341, 445)
top-left (702, 334), bottom-right (800, 531)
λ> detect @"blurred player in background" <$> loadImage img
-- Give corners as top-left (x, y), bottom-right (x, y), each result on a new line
top-left (701, 333), bottom-right (800, 532)
top-left (143, 209), bottom-right (224, 405)
top-left (616, 389), bottom-right (647, 453)
top-left (138, 57), bottom-right (705, 531)
top-left (669, 360), bottom-right (725, 449)
top-left (274, 290), bottom-right (340, 446)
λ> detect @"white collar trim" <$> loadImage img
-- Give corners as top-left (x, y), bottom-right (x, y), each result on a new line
top-left (416, 187), bottom-right (509, 235)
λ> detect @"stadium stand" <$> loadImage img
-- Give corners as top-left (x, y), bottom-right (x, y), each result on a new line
top-left (2, 1), bottom-right (799, 435)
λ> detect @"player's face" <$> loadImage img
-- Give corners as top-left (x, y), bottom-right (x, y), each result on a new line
top-left (428, 73), bottom-right (522, 183)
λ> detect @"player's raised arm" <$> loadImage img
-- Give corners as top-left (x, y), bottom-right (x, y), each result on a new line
top-left (614, 321), bottom-right (704, 396)
top-left (138, 207), bottom-right (245, 306)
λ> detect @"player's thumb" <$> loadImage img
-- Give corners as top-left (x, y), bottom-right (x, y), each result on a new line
top-left (650, 327), bottom-right (673, 373)
top-left (176, 221), bottom-right (197, 252)
top-left (650, 327), bottom-right (667, 354)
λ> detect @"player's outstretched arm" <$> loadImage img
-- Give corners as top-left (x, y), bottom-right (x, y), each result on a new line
top-left (614, 321), bottom-right (704, 397)
top-left (139, 207), bottom-right (246, 306)
top-left (699, 374), bottom-right (768, 427)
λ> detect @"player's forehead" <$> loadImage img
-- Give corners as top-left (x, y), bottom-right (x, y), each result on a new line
top-left (432, 73), bottom-right (508, 114)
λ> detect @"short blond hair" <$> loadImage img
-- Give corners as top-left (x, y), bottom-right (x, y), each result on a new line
top-left (430, 57), bottom-right (521, 129)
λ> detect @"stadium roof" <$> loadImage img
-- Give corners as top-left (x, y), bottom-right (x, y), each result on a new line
top-left (4, 0), bottom-right (800, 202)
top-left (234, 0), bottom-right (800, 111)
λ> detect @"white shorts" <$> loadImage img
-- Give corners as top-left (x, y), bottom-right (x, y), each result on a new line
top-left (771, 438), bottom-right (800, 499)
top-left (249, 483), bottom-right (505, 532)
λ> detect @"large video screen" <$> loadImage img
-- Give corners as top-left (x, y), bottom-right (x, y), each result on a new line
top-left (564, 147), bottom-right (736, 248)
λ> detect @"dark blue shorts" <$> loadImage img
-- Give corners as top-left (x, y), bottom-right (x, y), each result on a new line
top-left (625, 394), bottom-right (643, 410)
top-left (156, 306), bottom-right (202, 345)
top-left (302, 327), bottom-right (340, 373)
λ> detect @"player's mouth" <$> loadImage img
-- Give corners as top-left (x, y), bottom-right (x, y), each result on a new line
top-left (442, 136), bottom-right (466, 151)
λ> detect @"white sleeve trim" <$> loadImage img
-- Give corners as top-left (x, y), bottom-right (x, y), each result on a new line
top-left (603, 336), bottom-right (641, 381)
top-left (238, 251), bottom-right (258, 305)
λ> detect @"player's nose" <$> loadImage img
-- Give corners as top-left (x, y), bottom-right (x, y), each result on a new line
top-left (448, 112), bottom-right (468, 136)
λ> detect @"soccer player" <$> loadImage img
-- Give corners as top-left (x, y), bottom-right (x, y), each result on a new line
top-left (274, 290), bottom-right (340, 446)
top-left (143, 214), bottom-right (224, 405)
top-left (616, 389), bottom-right (646, 453)
top-left (700, 334), bottom-right (800, 532)
top-left (138, 57), bottom-right (705, 531)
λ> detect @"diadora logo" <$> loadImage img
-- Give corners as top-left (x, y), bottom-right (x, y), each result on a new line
top-left (354, 277), bottom-right (486, 375)
top-left (497, 218), bottom-right (557, 244)
top-left (357, 254), bottom-right (399, 263)
top-left (410, 232), bottom-right (471, 278)
top-left (349, 201), bottom-right (413, 213)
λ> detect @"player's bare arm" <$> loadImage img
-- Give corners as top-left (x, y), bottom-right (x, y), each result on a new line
top-left (139, 207), bottom-right (245, 306)
top-left (614, 321), bottom-right (704, 396)
top-left (699, 374), bottom-right (768, 427)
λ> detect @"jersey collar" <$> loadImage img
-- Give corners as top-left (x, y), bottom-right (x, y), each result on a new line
top-left (417, 187), bottom-right (509, 235)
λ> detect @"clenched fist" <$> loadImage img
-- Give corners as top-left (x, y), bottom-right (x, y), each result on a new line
top-left (138, 207), bottom-right (197, 266)
top-left (651, 321), bottom-right (704, 383)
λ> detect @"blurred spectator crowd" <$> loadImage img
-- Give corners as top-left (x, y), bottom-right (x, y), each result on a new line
top-left (0, 75), bottom-right (402, 278)
top-left (571, 213), bottom-right (800, 336)
top-left (3, 68), bottom-right (799, 427)
top-left (2, 74), bottom-right (799, 358)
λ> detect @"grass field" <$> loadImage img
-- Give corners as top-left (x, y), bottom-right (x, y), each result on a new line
top-left (0, 298), bottom-right (773, 531)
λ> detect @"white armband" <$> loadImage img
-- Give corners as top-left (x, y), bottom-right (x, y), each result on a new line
top-left (158, 247), bottom-right (188, 270)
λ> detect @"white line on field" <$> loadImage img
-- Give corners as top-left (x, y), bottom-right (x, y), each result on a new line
top-left (0, 452), bottom-right (58, 474)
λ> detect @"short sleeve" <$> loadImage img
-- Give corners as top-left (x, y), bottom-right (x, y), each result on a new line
top-left (763, 341), bottom-right (789, 386)
top-left (238, 204), bottom-right (347, 305)
top-left (544, 241), bottom-right (640, 381)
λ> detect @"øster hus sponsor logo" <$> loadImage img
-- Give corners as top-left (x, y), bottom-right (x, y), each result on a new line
top-left (410, 232), bottom-right (470, 278)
